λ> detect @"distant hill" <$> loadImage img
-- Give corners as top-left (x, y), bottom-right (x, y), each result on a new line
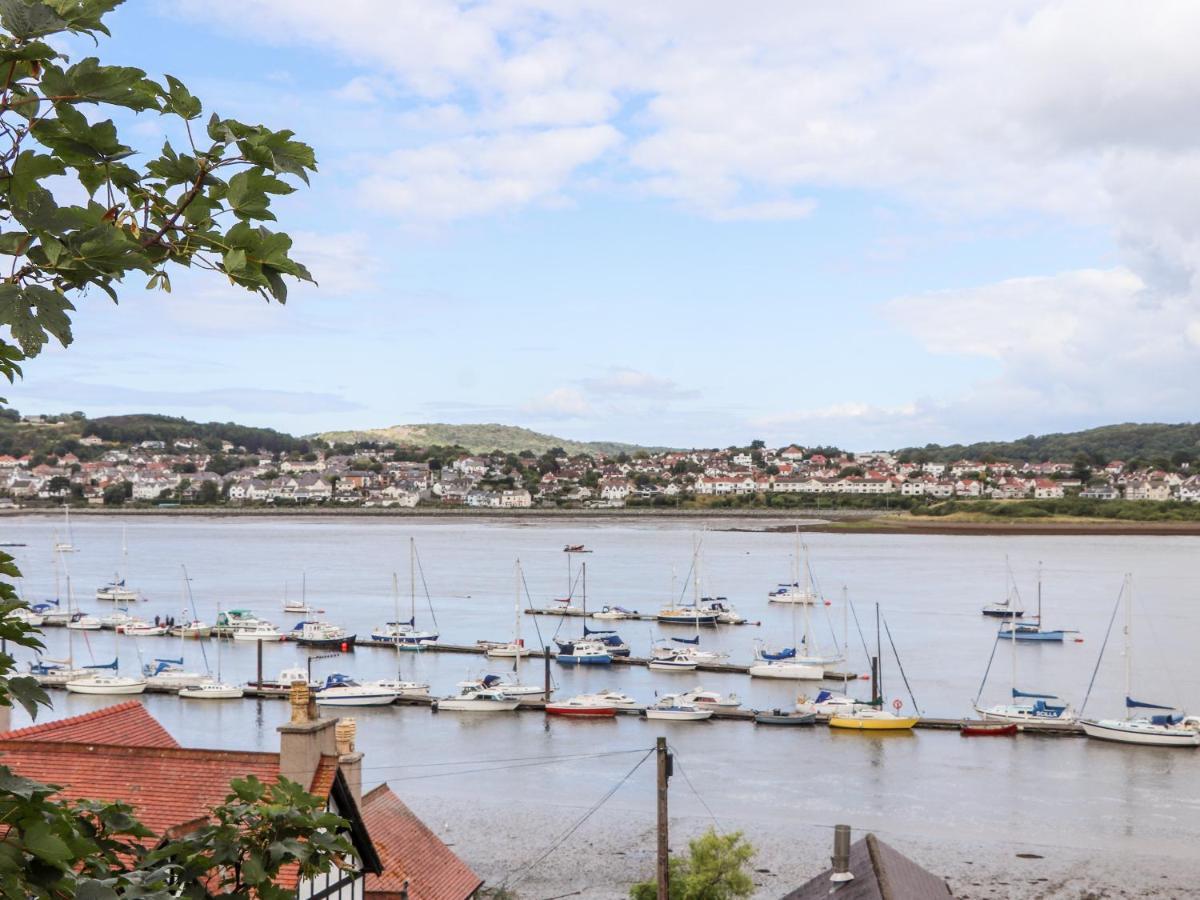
top-left (314, 423), bottom-right (664, 456)
top-left (900, 423), bottom-right (1200, 464)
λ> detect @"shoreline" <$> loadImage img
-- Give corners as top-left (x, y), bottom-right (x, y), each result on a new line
top-left (4, 506), bottom-right (1200, 535)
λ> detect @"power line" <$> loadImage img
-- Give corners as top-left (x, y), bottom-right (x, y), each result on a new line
top-left (502, 746), bottom-right (655, 890)
top-left (667, 743), bottom-right (720, 832)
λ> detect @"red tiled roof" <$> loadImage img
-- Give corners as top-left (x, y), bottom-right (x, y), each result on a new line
top-left (361, 784), bottom-right (482, 900)
top-left (0, 741), bottom-right (298, 842)
top-left (0, 701), bottom-right (179, 748)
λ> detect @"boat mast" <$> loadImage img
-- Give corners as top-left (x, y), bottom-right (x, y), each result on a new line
top-left (1036, 561), bottom-right (1043, 623)
top-left (581, 562), bottom-right (588, 626)
top-left (800, 537), bottom-right (813, 655)
top-left (841, 586), bottom-right (849, 692)
top-left (410, 537), bottom-right (417, 625)
top-left (514, 558), bottom-right (523, 674)
top-left (875, 601), bottom-right (883, 705)
top-left (1124, 573), bottom-right (1133, 708)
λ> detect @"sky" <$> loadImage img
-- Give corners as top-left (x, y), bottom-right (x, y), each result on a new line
top-left (7, 0), bottom-right (1200, 450)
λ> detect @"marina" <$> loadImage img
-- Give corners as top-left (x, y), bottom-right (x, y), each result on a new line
top-left (5, 513), bottom-right (1200, 897)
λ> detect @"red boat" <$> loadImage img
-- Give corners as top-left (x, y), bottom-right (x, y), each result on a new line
top-left (960, 721), bottom-right (1018, 737)
top-left (545, 696), bottom-right (617, 717)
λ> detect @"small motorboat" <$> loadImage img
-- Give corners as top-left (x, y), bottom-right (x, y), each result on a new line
top-left (457, 673), bottom-right (545, 702)
top-left (592, 688), bottom-right (642, 709)
top-left (313, 674), bottom-right (398, 707)
top-left (480, 640), bottom-right (528, 658)
top-left (99, 611), bottom-right (139, 631)
top-left (592, 606), bottom-right (639, 620)
top-left (960, 721), bottom-right (1018, 737)
top-left (96, 581), bottom-right (139, 603)
top-left (11, 607), bottom-right (44, 627)
top-left (681, 687), bottom-right (741, 708)
top-left (700, 597), bottom-right (746, 624)
top-left (290, 621), bottom-right (356, 649)
top-left (648, 647), bottom-right (698, 672)
top-left (376, 678), bottom-right (431, 697)
top-left (436, 688), bottom-right (521, 712)
top-left (796, 689), bottom-right (860, 716)
top-left (125, 622), bottom-right (169, 637)
top-left (555, 639), bottom-right (613, 665)
top-left (563, 544), bottom-right (592, 553)
top-left (755, 709), bottom-right (816, 726)
top-left (179, 681), bottom-right (244, 700)
top-left (232, 622), bottom-right (283, 642)
top-left (67, 613), bottom-right (102, 631)
top-left (643, 697), bottom-right (713, 721)
top-left (171, 619), bottom-right (212, 639)
top-left (546, 695), bottom-right (619, 717)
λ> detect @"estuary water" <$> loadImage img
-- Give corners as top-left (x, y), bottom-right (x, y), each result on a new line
top-left (3, 514), bottom-right (1199, 898)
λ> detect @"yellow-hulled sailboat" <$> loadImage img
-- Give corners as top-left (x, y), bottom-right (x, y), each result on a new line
top-left (827, 602), bottom-right (919, 732)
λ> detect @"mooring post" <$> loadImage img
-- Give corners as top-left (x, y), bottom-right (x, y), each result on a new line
top-left (544, 644), bottom-right (551, 699)
top-left (256, 637), bottom-right (263, 688)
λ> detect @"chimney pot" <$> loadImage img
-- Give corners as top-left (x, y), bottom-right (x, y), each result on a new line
top-left (289, 680), bottom-right (311, 724)
top-left (830, 824), bottom-right (853, 884)
top-left (335, 718), bottom-right (356, 755)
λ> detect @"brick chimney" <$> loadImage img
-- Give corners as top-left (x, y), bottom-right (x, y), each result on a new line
top-left (277, 680), bottom-right (336, 788)
top-left (335, 717), bottom-right (363, 807)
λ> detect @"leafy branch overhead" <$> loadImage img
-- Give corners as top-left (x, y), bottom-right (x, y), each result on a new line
top-left (0, 0), bottom-right (317, 381)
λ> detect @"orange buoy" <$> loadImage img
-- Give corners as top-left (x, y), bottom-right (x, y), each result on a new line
top-left (340, 641), bottom-right (348, 651)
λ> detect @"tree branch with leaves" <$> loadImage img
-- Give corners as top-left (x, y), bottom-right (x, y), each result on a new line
top-left (0, 0), bottom-right (317, 386)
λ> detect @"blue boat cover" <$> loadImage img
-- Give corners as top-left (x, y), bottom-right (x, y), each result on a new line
top-left (482, 674), bottom-right (502, 687)
top-left (386, 618), bottom-right (415, 627)
top-left (814, 690), bottom-right (833, 702)
top-left (1151, 713), bottom-right (1184, 725)
top-left (761, 647), bottom-right (796, 660)
top-left (322, 673), bottom-right (356, 688)
top-left (1013, 688), bottom-right (1059, 699)
top-left (1126, 696), bottom-right (1175, 710)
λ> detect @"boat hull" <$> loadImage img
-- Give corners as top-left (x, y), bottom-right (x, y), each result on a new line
top-left (556, 655), bottom-right (612, 665)
top-left (829, 713), bottom-right (919, 730)
top-left (65, 678), bottom-right (148, 695)
top-left (755, 711), bottom-right (816, 726)
top-left (960, 722), bottom-right (1018, 736)
top-left (315, 693), bottom-right (397, 707)
top-left (436, 698), bottom-right (520, 711)
top-left (180, 685), bottom-right (244, 700)
top-left (975, 704), bottom-right (1075, 724)
top-left (643, 708), bottom-right (713, 721)
top-left (1081, 719), bottom-right (1200, 747)
top-left (294, 635), bottom-right (357, 649)
top-left (981, 607), bottom-right (1024, 618)
top-left (748, 662), bottom-right (824, 680)
top-left (546, 704), bottom-right (618, 717)
top-left (657, 614), bottom-right (718, 625)
top-left (999, 629), bottom-right (1065, 642)
top-left (648, 660), bottom-right (698, 671)
top-left (232, 630), bottom-right (282, 642)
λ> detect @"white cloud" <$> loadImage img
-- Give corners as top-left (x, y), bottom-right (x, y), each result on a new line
top-left (172, 0), bottom-right (1200, 254)
top-left (521, 387), bottom-right (592, 418)
top-left (356, 125), bottom-right (621, 222)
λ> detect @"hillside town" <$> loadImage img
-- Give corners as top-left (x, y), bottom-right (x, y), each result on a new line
top-left (1, 423), bottom-right (1197, 509)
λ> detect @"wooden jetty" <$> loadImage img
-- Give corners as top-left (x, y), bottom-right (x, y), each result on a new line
top-left (525, 607), bottom-right (759, 625)
top-left (32, 681), bottom-right (1085, 735)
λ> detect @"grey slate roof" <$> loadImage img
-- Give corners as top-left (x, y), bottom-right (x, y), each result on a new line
top-left (781, 833), bottom-right (952, 900)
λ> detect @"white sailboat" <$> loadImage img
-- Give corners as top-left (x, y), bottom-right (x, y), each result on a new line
top-left (371, 539), bottom-right (439, 647)
top-left (981, 555), bottom-right (1024, 618)
top-left (282, 574), bottom-right (324, 615)
top-left (974, 591), bottom-right (1076, 724)
top-left (1081, 575), bottom-right (1200, 747)
top-left (96, 526), bottom-right (139, 602)
top-left (482, 558), bottom-right (529, 658)
top-left (181, 597), bottom-right (243, 700)
top-left (143, 569), bottom-right (209, 688)
top-left (29, 558), bottom-right (88, 684)
top-left (750, 542), bottom-right (823, 680)
top-left (52, 505), bottom-right (76, 553)
top-left (767, 528), bottom-right (818, 604)
top-left (65, 590), bottom-right (147, 695)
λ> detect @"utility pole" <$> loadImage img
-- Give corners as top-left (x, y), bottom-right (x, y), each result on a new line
top-left (656, 736), bottom-right (672, 900)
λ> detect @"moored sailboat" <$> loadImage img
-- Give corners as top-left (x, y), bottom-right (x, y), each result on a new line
top-left (1080, 575), bottom-right (1200, 748)
top-left (371, 539), bottom-right (440, 647)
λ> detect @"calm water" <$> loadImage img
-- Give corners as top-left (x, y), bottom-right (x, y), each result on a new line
top-left (4, 514), bottom-right (1199, 888)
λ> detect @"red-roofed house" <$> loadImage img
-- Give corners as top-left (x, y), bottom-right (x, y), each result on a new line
top-left (0, 694), bottom-right (481, 900)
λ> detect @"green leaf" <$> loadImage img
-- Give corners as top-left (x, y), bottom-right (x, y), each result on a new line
top-left (5, 675), bottom-right (49, 716)
top-left (22, 821), bottom-right (73, 865)
top-left (225, 168), bottom-right (292, 221)
top-left (162, 74), bottom-right (201, 120)
top-left (0, 232), bottom-right (32, 256)
top-left (39, 57), bottom-right (161, 111)
top-left (0, 0), bottom-right (67, 40)
top-left (222, 247), bottom-right (247, 275)
top-left (3, 150), bottom-right (66, 205)
top-left (0, 282), bottom-right (75, 354)
top-left (74, 881), bottom-right (120, 900)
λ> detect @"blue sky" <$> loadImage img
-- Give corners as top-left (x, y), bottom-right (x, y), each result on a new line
top-left (8, 1), bottom-right (1200, 449)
